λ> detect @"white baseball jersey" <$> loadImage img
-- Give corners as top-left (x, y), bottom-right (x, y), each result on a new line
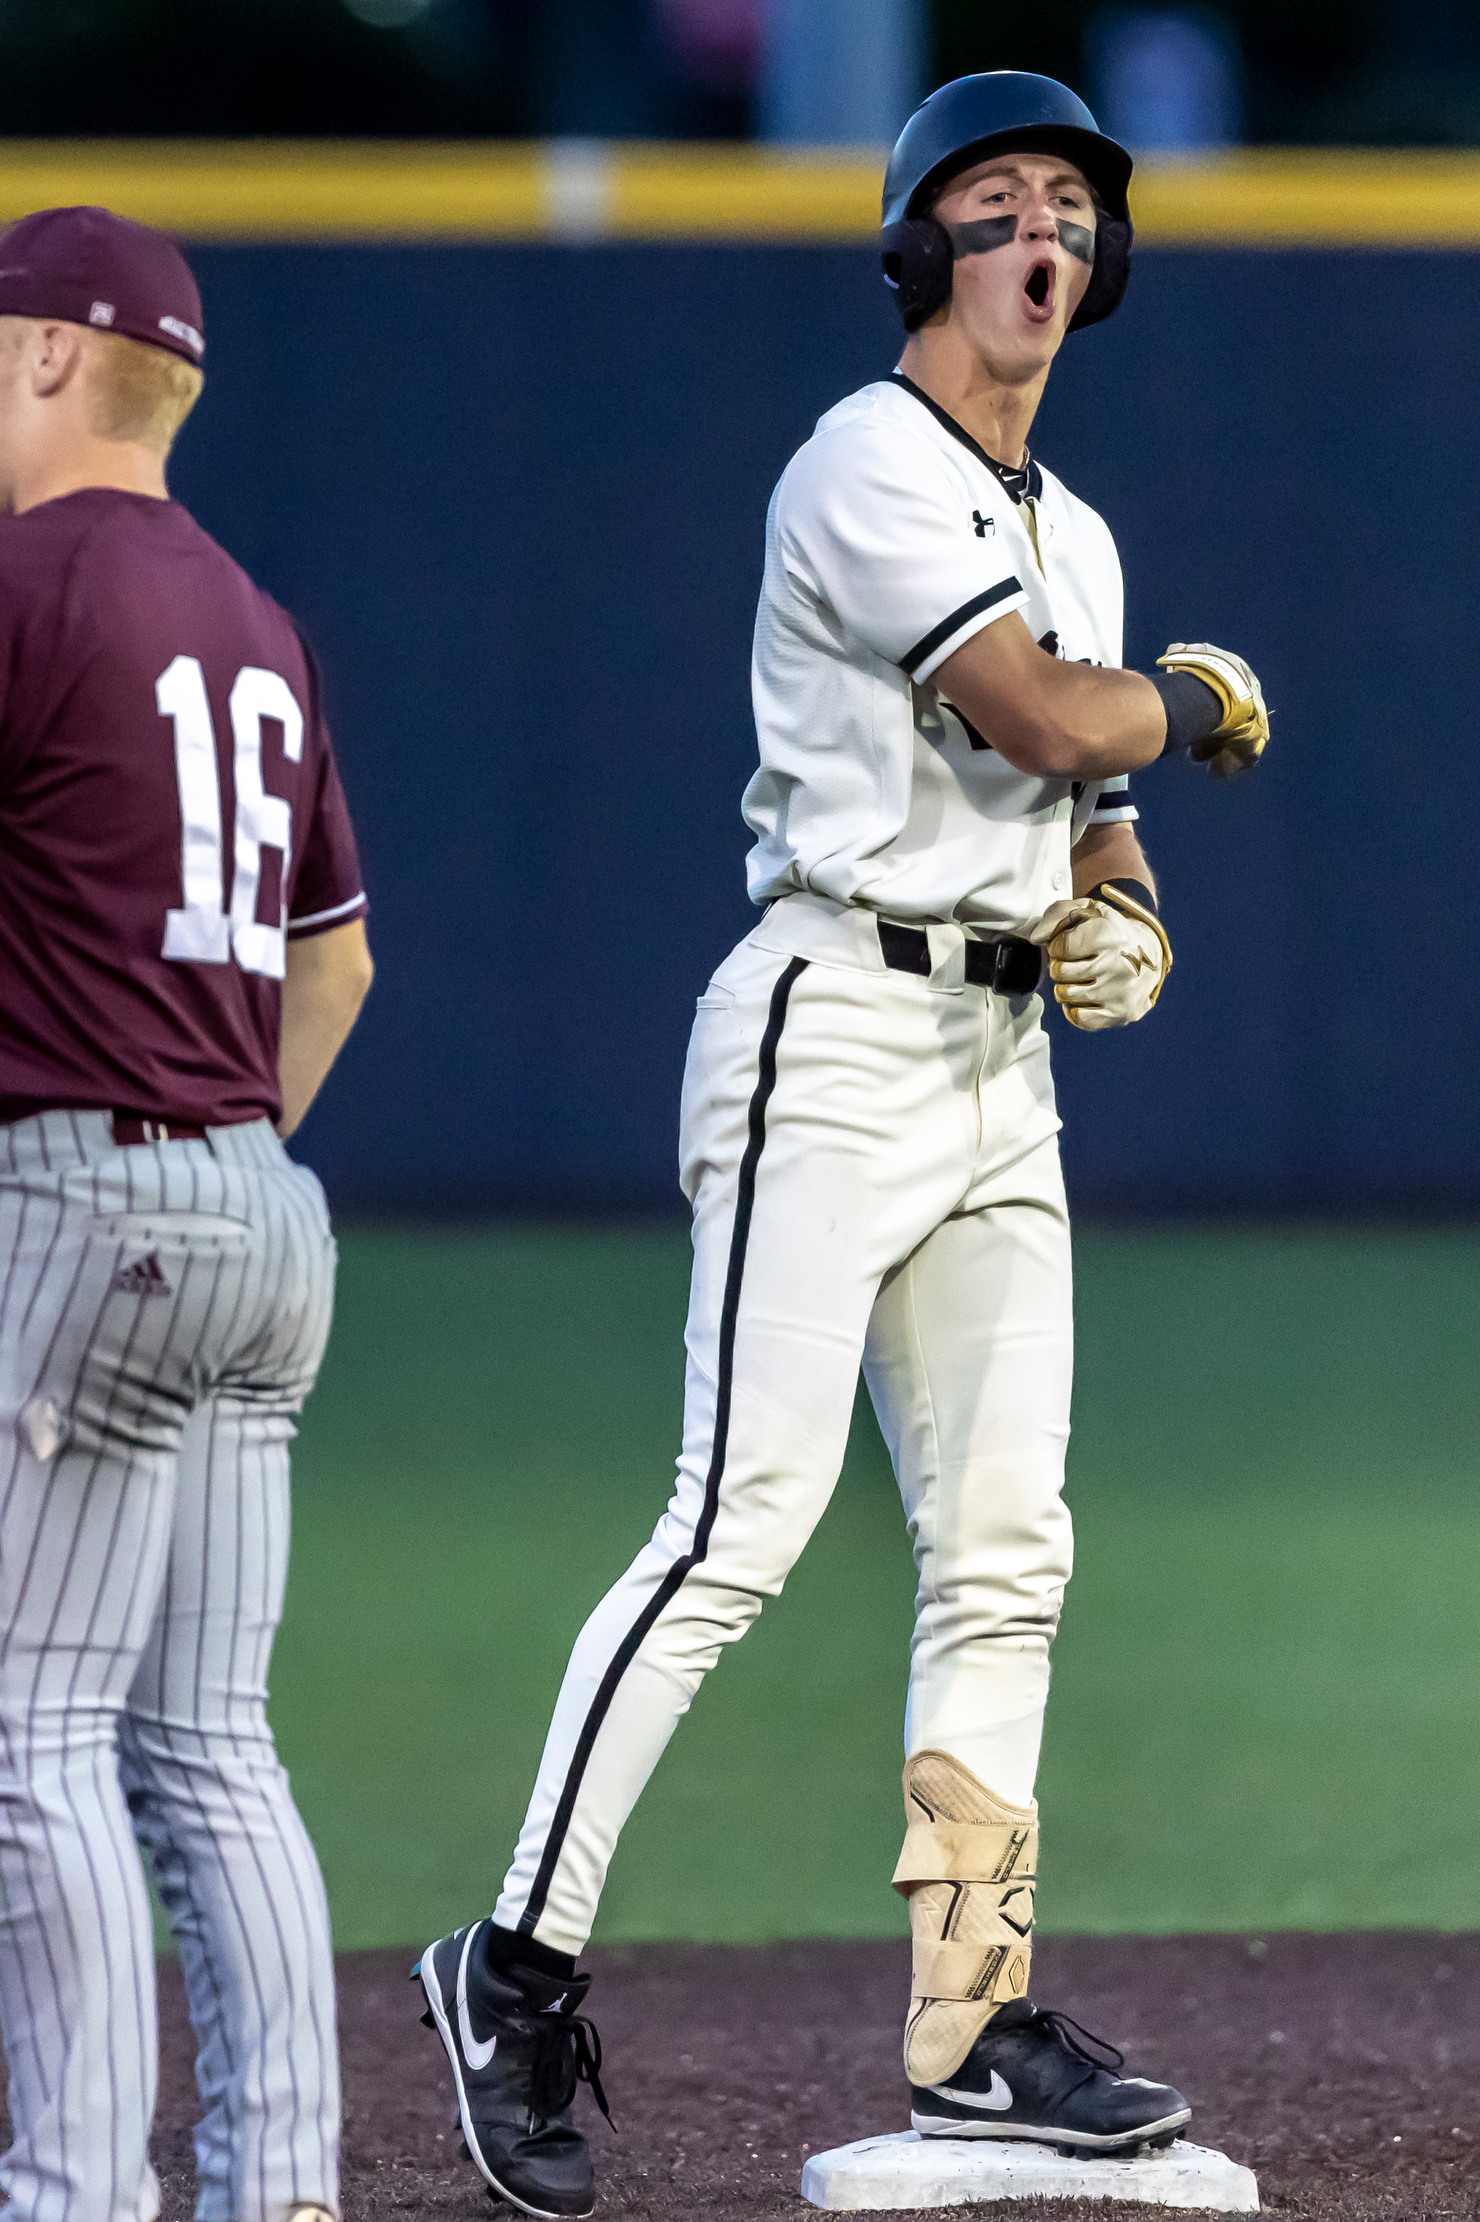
top-left (745, 374), bottom-right (1137, 939)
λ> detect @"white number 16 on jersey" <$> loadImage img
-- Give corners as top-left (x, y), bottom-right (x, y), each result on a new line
top-left (157, 653), bottom-right (302, 980)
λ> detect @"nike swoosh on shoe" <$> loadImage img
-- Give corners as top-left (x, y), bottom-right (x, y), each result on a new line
top-left (457, 1928), bottom-right (497, 2071)
top-left (926, 2070), bottom-right (1013, 2111)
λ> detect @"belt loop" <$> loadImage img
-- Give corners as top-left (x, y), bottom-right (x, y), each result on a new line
top-left (924, 923), bottom-right (967, 994)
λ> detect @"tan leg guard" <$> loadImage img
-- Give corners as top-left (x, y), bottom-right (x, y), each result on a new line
top-left (891, 1749), bottom-right (1038, 2087)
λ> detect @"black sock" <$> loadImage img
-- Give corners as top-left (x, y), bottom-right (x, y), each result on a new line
top-left (482, 1920), bottom-right (577, 1984)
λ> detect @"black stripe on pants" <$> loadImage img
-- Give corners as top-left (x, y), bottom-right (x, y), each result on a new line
top-left (517, 955), bottom-right (808, 1937)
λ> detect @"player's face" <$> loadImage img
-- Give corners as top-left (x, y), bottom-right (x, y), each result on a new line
top-left (932, 155), bottom-right (1097, 382)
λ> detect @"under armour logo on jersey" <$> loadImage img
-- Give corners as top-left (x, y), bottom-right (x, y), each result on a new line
top-left (113, 1250), bottom-right (174, 1298)
top-left (972, 510), bottom-right (995, 538)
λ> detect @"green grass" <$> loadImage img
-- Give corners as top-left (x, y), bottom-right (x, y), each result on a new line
top-left (268, 1223), bottom-right (1480, 1948)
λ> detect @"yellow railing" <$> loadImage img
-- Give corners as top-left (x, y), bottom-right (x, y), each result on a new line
top-left (0, 142), bottom-right (1477, 246)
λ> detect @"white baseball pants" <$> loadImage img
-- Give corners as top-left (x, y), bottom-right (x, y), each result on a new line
top-left (0, 1112), bottom-right (340, 2222)
top-left (496, 917), bottom-right (1075, 1957)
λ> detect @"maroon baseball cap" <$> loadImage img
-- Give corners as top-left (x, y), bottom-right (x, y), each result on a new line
top-left (0, 206), bottom-right (203, 366)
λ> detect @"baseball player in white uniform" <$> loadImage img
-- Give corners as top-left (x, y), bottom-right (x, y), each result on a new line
top-left (418, 72), bottom-right (1270, 2218)
top-left (0, 208), bottom-right (374, 2221)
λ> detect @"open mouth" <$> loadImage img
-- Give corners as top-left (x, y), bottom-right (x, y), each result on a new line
top-left (1024, 260), bottom-right (1055, 317)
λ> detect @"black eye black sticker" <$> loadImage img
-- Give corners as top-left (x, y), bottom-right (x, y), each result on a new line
top-left (1058, 221), bottom-right (1094, 265)
top-left (947, 215), bottom-right (1020, 258)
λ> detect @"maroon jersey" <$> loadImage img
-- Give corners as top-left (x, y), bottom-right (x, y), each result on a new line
top-left (0, 489), bottom-right (367, 1127)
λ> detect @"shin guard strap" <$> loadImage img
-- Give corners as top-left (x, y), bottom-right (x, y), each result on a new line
top-left (913, 1936), bottom-right (1032, 2003)
top-left (892, 1818), bottom-right (1038, 1893)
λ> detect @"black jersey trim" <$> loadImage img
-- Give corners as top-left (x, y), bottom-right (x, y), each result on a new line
top-left (901, 579), bottom-right (1025, 679)
top-left (890, 371), bottom-right (1044, 502)
top-left (516, 955), bottom-right (809, 1940)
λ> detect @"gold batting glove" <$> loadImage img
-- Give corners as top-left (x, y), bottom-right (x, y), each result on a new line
top-left (1156, 641), bottom-right (1269, 777)
top-left (1029, 882), bottom-right (1172, 1031)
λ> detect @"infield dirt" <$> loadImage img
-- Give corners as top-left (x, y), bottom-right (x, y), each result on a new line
top-left (145, 1933), bottom-right (1479, 2221)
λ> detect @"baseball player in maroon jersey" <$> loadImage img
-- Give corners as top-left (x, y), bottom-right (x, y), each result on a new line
top-left (0, 207), bottom-right (373, 2222)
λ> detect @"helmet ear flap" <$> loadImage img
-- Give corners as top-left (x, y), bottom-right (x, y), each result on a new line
top-left (880, 218), bottom-right (954, 333)
top-left (1068, 214), bottom-right (1133, 331)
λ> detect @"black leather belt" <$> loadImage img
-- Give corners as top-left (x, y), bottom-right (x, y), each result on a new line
top-left (878, 921), bottom-right (1044, 995)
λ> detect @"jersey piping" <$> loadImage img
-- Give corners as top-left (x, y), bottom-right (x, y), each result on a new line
top-left (890, 372), bottom-right (1045, 503)
top-left (901, 577), bottom-right (1026, 679)
top-left (285, 893), bottom-right (369, 938)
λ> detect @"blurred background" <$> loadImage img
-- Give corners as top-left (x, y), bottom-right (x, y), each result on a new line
top-left (5, 0), bottom-right (1480, 144)
top-left (5, 0), bottom-right (1479, 1952)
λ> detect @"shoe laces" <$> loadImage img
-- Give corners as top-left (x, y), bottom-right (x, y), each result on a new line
top-left (529, 2001), bottom-right (614, 2130)
top-left (1029, 2006), bottom-right (1125, 2074)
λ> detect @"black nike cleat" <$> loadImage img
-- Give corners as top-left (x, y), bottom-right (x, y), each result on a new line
top-left (415, 1921), bottom-right (611, 2217)
top-left (910, 2000), bottom-right (1191, 2155)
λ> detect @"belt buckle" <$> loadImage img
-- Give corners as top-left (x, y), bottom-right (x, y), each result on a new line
top-left (983, 939), bottom-right (1041, 997)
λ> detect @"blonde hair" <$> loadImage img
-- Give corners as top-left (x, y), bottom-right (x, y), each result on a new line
top-left (84, 329), bottom-right (203, 455)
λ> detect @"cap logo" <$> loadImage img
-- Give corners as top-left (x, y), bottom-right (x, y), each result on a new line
top-left (89, 300), bottom-right (115, 326)
top-left (158, 313), bottom-right (203, 356)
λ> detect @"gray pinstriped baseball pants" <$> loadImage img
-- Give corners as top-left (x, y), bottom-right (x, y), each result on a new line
top-left (0, 1112), bottom-right (340, 2222)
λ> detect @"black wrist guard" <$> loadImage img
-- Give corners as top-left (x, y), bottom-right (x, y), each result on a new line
top-left (1094, 876), bottom-right (1159, 918)
top-left (1147, 669), bottom-right (1223, 754)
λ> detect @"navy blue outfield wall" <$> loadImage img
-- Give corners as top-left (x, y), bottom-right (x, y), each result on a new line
top-left (170, 243), bottom-right (1478, 1215)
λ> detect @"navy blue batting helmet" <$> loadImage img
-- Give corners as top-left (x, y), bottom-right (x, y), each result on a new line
top-left (880, 72), bottom-right (1134, 334)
